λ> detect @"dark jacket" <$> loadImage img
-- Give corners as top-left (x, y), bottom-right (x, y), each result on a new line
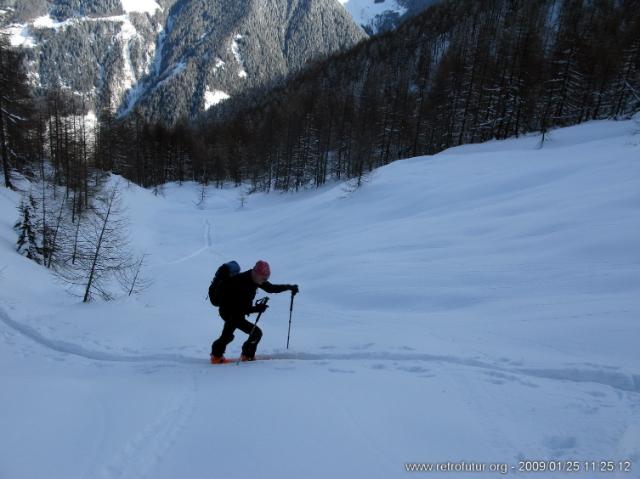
top-left (219, 270), bottom-right (289, 316)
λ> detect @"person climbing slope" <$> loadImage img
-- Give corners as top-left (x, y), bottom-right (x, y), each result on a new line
top-left (210, 260), bottom-right (299, 363)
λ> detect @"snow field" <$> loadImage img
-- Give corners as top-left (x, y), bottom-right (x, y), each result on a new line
top-left (1, 118), bottom-right (639, 478)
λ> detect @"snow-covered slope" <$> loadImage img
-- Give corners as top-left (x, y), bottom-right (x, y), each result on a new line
top-left (1, 119), bottom-right (639, 478)
top-left (336, 0), bottom-right (441, 34)
top-left (338, 0), bottom-right (407, 33)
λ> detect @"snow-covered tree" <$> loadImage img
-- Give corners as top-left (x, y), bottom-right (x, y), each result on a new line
top-left (14, 194), bottom-right (41, 262)
top-left (58, 182), bottom-right (137, 302)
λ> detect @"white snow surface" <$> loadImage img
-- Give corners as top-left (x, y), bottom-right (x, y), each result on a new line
top-left (32, 15), bottom-right (64, 29)
top-left (3, 23), bottom-right (36, 47)
top-left (121, 0), bottom-right (161, 14)
top-left (213, 57), bottom-right (226, 71)
top-left (1, 119), bottom-right (640, 478)
top-left (153, 61), bottom-right (186, 91)
top-left (337, 0), bottom-right (407, 32)
top-left (204, 87), bottom-right (231, 109)
top-left (31, 14), bottom-right (89, 30)
top-left (231, 34), bottom-right (248, 79)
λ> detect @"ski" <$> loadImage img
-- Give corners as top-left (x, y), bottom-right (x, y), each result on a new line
top-left (210, 355), bottom-right (273, 365)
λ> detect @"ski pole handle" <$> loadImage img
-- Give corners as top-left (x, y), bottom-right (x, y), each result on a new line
top-left (254, 297), bottom-right (269, 324)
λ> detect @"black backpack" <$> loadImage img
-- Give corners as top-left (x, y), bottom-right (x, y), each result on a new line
top-left (208, 261), bottom-right (240, 306)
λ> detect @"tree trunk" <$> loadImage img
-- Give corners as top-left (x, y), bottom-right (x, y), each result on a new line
top-left (0, 95), bottom-right (12, 189)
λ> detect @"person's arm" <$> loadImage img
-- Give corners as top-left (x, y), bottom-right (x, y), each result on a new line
top-left (259, 281), bottom-right (297, 294)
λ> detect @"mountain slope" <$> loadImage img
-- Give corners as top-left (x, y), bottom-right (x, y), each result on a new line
top-left (129, 0), bottom-right (366, 124)
top-left (1, 118), bottom-right (639, 478)
top-left (337, 0), bottom-right (441, 35)
top-left (184, 0), bottom-right (639, 193)
top-left (0, 0), bottom-right (365, 124)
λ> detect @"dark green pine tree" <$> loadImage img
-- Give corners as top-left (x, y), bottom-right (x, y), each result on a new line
top-left (14, 194), bottom-right (41, 263)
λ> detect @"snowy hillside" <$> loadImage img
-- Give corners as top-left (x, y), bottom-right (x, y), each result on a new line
top-left (1, 119), bottom-right (639, 478)
top-left (338, 0), bottom-right (408, 32)
top-left (0, 0), bottom-right (364, 124)
top-left (336, 0), bottom-right (442, 34)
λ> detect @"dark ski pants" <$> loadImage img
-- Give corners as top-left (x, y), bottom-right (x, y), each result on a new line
top-left (211, 311), bottom-right (262, 359)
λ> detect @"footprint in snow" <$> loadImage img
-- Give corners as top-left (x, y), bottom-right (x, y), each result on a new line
top-left (397, 365), bottom-right (430, 374)
top-left (484, 370), bottom-right (540, 388)
top-left (350, 342), bottom-right (375, 350)
top-left (587, 390), bottom-right (607, 398)
top-left (329, 368), bottom-right (356, 374)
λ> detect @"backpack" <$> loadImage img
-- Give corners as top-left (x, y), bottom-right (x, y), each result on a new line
top-left (208, 261), bottom-right (241, 306)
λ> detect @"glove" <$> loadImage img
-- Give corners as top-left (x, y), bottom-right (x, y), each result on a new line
top-left (252, 303), bottom-right (269, 314)
top-left (289, 284), bottom-right (299, 295)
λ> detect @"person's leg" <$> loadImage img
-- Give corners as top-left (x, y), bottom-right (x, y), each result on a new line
top-left (236, 317), bottom-right (263, 359)
top-left (211, 319), bottom-right (237, 357)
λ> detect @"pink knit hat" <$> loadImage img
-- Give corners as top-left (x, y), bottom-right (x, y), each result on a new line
top-left (253, 260), bottom-right (271, 279)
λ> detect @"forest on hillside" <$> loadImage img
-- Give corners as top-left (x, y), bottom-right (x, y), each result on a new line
top-left (111, 0), bottom-right (640, 191)
top-left (2, 0), bottom-right (640, 197)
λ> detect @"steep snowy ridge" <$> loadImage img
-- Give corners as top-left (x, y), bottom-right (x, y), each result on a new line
top-left (337, 0), bottom-right (442, 34)
top-left (1, 119), bottom-right (639, 478)
top-left (338, 0), bottom-right (407, 32)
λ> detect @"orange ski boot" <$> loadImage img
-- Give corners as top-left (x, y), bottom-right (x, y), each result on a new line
top-left (210, 355), bottom-right (227, 364)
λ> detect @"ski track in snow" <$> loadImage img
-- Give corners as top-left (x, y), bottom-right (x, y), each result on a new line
top-left (204, 218), bottom-right (214, 251)
top-left (1, 304), bottom-right (638, 395)
top-left (99, 375), bottom-right (197, 479)
top-left (160, 218), bottom-right (215, 265)
top-left (2, 120), bottom-right (639, 477)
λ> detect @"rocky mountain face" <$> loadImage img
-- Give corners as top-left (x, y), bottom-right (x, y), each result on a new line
top-left (0, 0), bottom-right (366, 124)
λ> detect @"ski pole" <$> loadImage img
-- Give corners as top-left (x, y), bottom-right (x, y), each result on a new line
top-left (286, 291), bottom-right (295, 349)
top-left (237, 297), bottom-right (269, 365)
